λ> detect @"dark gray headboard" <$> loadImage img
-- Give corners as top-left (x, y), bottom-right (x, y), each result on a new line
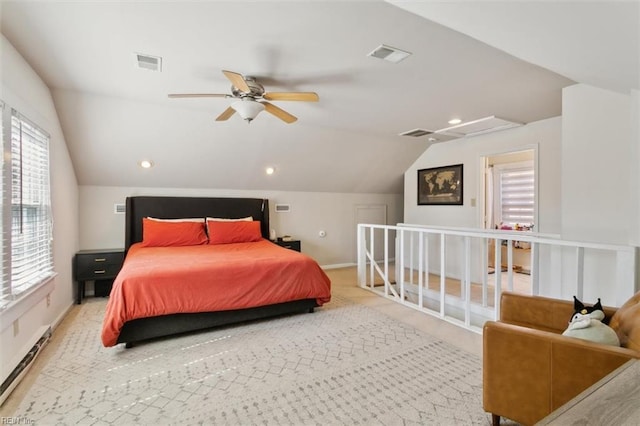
top-left (125, 196), bottom-right (270, 252)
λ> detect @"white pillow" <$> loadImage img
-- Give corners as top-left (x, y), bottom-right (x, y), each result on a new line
top-left (206, 216), bottom-right (253, 222)
top-left (146, 217), bottom-right (205, 223)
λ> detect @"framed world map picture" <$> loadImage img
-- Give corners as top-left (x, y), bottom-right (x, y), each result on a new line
top-left (418, 164), bottom-right (463, 205)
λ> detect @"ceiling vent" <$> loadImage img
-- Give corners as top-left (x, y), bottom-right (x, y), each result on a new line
top-left (398, 129), bottom-right (458, 143)
top-left (367, 44), bottom-right (412, 64)
top-left (135, 53), bottom-right (162, 72)
top-left (399, 128), bottom-right (433, 137)
top-left (436, 116), bottom-right (522, 137)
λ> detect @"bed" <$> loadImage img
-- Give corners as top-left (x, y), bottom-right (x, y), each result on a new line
top-left (101, 196), bottom-right (331, 347)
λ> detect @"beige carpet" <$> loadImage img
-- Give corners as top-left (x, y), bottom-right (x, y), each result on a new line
top-left (1, 267), bottom-right (488, 425)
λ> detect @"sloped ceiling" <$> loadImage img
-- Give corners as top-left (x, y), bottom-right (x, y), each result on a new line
top-left (0, 1), bottom-right (577, 193)
top-left (391, 1), bottom-right (639, 94)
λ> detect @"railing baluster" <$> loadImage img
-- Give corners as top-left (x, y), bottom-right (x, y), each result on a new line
top-left (409, 232), bottom-right (414, 286)
top-left (369, 226), bottom-right (375, 290)
top-left (398, 228), bottom-right (404, 299)
top-left (424, 233), bottom-right (429, 305)
top-left (440, 233), bottom-right (446, 318)
top-left (531, 242), bottom-right (539, 295)
top-left (384, 227), bottom-right (389, 294)
top-left (576, 246), bottom-right (584, 300)
top-left (482, 237), bottom-right (488, 308)
top-left (494, 238), bottom-right (502, 320)
top-left (418, 230), bottom-right (424, 309)
top-left (464, 236), bottom-right (471, 327)
top-left (507, 239), bottom-right (514, 292)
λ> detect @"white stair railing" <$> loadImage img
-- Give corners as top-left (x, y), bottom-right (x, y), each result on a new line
top-left (356, 223), bottom-right (638, 333)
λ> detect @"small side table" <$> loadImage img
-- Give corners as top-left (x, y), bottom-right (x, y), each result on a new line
top-left (274, 239), bottom-right (301, 252)
top-left (73, 249), bottom-right (124, 304)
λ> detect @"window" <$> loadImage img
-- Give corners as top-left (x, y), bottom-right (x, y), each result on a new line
top-left (1, 106), bottom-right (53, 309)
top-left (494, 161), bottom-right (535, 228)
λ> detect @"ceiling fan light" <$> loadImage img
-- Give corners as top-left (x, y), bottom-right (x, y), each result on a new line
top-left (231, 99), bottom-right (265, 122)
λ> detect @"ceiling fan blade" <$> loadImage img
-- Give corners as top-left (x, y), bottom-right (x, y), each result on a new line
top-left (262, 102), bottom-right (297, 124)
top-left (263, 92), bottom-right (319, 102)
top-left (168, 93), bottom-right (228, 98)
top-left (222, 70), bottom-right (251, 93)
top-left (215, 106), bottom-right (236, 121)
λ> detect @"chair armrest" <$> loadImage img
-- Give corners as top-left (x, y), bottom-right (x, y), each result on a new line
top-left (500, 292), bottom-right (618, 333)
top-left (483, 320), bottom-right (637, 425)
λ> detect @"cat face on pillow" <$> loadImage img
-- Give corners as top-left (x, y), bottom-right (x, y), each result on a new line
top-left (569, 296), bottom-right (605, 324)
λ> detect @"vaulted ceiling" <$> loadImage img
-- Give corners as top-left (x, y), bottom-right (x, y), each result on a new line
top-left (3, 1), bottom-right (632, 194)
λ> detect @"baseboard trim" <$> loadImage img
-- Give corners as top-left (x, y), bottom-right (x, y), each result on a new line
top-left (321, 263), bottom-right (356, 270)
top-left (0, 326), bottom-right (51, 406)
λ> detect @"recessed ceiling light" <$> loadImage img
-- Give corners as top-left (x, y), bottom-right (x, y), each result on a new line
top-left (265, 167), bottom-right (275, 175)
top-left (448, 118), bottom-right (462, 125)
top-left (139, 160), bottom-right (154, 169)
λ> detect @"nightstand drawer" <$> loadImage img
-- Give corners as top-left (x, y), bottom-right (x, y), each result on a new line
top-left (74, 250), bottom-right (124, 280)
top-left (76, 263), bottom-right (122, 280)
top-left (274, 240), bottom-right (301, 252)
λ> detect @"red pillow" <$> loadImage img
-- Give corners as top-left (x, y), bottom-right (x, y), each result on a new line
top-left (141, 218), bottom-right (208, 247)
top-left (207, 220), bottom-right (263, 245)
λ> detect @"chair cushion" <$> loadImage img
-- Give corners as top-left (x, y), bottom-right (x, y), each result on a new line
top-left (609, 291), bottom-right (640, 352)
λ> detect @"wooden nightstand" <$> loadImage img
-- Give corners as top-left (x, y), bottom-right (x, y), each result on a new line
top-left (73, 249), bottom-right (124, 304)
top-left (274, 239), bottom-right (301, 252)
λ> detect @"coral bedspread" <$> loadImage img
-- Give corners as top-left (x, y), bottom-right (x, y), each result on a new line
top-left (101, 240), bottom-right (331, 346)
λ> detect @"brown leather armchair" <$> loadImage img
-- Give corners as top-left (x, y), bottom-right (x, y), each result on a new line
top-left (483, 291), bottom-right (640, 425)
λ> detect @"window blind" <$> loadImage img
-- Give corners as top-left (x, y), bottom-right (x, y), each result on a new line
top-left (0, 109), bottom-right (53, 307)
top-left (499, 166), bottom-right (535, 227)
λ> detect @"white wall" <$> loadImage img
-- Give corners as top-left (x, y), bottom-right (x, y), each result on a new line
top-left (404, 116), bottom-right (562, 234)
top-left (0, 36), bottom-right (79, 383)
top-left (79, 185), bottom-right (402, 266)
top-left (561, 84), bottom-right (635, 245)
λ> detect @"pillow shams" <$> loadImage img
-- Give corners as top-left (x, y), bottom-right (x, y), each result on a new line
top-left (207, 220), bottom-right (262, 244)
top-left (147, 217), bottom-right (205, 223)
top-left (206, 216), bottom-right (253, 222)
top-left (141, 217), bottom-right (208, 247)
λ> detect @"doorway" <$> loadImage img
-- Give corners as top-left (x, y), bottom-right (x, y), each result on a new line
top-left (482, 148), bottom-right (536, 290)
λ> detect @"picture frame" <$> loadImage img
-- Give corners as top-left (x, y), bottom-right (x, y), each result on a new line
top-left (417, 164), bottom-right (463, 205)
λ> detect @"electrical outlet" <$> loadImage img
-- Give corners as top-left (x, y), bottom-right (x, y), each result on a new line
top-left (13, 319), bottom-right (19, 336)
top-left (46, 294), bottom-right (51, 307)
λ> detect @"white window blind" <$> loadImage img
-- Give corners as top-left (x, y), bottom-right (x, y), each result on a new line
top-left (0, 109), bottom-right (53, 308)
top-left (497, 163), bottom-right (535, 227)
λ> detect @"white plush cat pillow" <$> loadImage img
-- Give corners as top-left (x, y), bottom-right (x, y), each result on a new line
top-left (562, 296), bottom-right (620, 347)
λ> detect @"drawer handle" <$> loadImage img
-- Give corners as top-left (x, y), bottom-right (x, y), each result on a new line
top-left (94, 270), bottom-right (106, 274)
top-left (94, 258), bottom-right (106, 262)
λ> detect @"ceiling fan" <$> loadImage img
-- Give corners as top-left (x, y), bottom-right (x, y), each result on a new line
top-left (168, 70), bottom-right (319, 124)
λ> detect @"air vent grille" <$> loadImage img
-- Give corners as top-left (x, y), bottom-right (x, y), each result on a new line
top-left (135, 53), bottom-right (162, 71)
top-left (275, 204), bottom-right (290, 213)
top-left (367, 44), bottom-right (412, 64)
top-left (399, 128), bottom-right (433, 137)
top-left (114, 203), bottom-right (126, 214)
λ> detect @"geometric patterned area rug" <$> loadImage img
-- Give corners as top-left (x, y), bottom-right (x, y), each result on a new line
top-left (12, 295), bottom-right (489, 425)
